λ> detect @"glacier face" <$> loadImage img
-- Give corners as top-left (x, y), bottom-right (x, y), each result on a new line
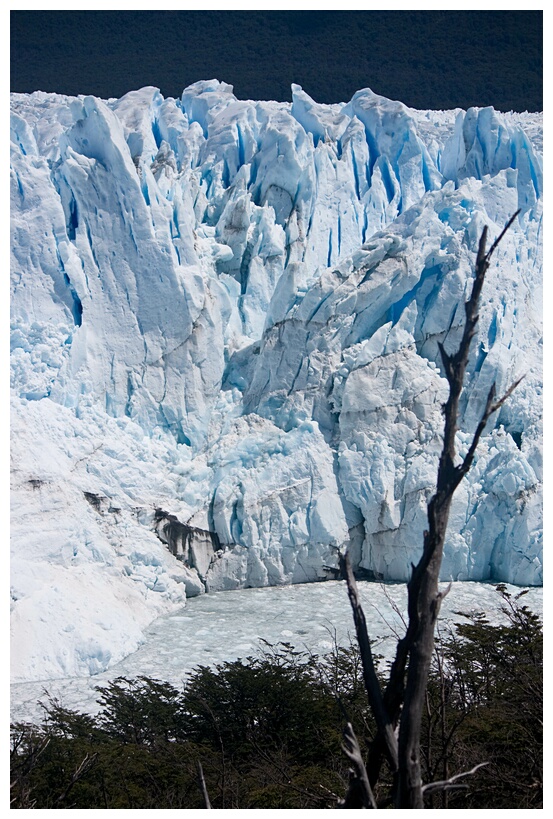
top-left (10, 81), bottom-right (542, 683)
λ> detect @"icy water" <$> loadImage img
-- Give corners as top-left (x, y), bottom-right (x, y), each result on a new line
top-left (11, 580), bottom-right (543, 724)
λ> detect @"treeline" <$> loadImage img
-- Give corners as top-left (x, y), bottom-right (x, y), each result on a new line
top-left (10, 586), bottom-right (542, 809)
top-left (11, 11), bottom-right (542, 111)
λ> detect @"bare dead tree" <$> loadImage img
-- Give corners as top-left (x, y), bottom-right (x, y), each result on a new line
top-left (340, 213), bottom-right (521, 808)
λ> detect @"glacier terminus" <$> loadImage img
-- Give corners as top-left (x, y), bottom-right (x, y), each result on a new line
top-left (10, 81), bottom-right (542, 683)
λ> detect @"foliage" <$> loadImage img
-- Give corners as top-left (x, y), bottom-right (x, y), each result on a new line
top-left (422, 586), bottom-right (542, 809)
top-left (10, 590), bottom-right (541, 809)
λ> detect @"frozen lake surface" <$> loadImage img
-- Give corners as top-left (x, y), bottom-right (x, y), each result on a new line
top-left (11, 580), bottom-right (543, 724)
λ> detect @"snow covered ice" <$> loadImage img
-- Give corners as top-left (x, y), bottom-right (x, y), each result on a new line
top-left (10, 82), bottom-right (542, 685)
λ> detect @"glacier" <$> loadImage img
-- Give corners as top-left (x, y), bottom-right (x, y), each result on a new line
top-left (10, 81), bottom-right (542, 684)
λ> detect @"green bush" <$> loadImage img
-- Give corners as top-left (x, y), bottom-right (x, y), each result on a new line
top-left (420, 587), bottom-right (542, 809)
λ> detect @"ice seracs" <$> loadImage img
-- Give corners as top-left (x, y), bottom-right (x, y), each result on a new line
top-left (10, 82), bottom-right (542, 682)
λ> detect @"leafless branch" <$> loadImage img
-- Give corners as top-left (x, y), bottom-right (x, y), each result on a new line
top-left (339, 550), bottom-right (398, 774)
top-left (10, 734), bottom-right (50, 779)
top-left (340, 722), bottom-right (378, 809)
top-left (375, 582), bottom-right (408, 636)
top-left (421, 761), bottom-right (490, 796)
top-left (437, 582), bottom-right (452, 602)
top-left (54, 753), bottom-right (98, 805)
top-left (247, 734), bottom-right (334, 805)
top-left (485, 211), bottom-right (520, 259)
top-left (196, 760), bottom-right (212, 809)
top-left (458, 375), bottom-right (524, 479)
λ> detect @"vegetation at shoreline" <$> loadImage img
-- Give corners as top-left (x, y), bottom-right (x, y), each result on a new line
top-left (10, 587), bottom-right (542, 809)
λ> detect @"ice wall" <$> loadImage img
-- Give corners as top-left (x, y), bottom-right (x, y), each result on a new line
top-left (10, 82), bottom-right (542, 682)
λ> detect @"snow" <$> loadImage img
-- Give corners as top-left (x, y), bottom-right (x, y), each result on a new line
top-left (10, 579), bottom-right (543, 725)
top-left (10, 83), bottom-right (542, 686)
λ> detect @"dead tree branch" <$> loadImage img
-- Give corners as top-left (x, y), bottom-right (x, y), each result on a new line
top-left (421, 762), bottom-right (490, 796)
top-left (340, 722), bottom-right (378, 809)
top-left (54, 753), bottom-right (98, 806)
top-left (338, 551), bottom-right (398, 774)
top-left (340, 213), bottom-right (521, 808)
top-left (196, 760), bottom-right (212, 809)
